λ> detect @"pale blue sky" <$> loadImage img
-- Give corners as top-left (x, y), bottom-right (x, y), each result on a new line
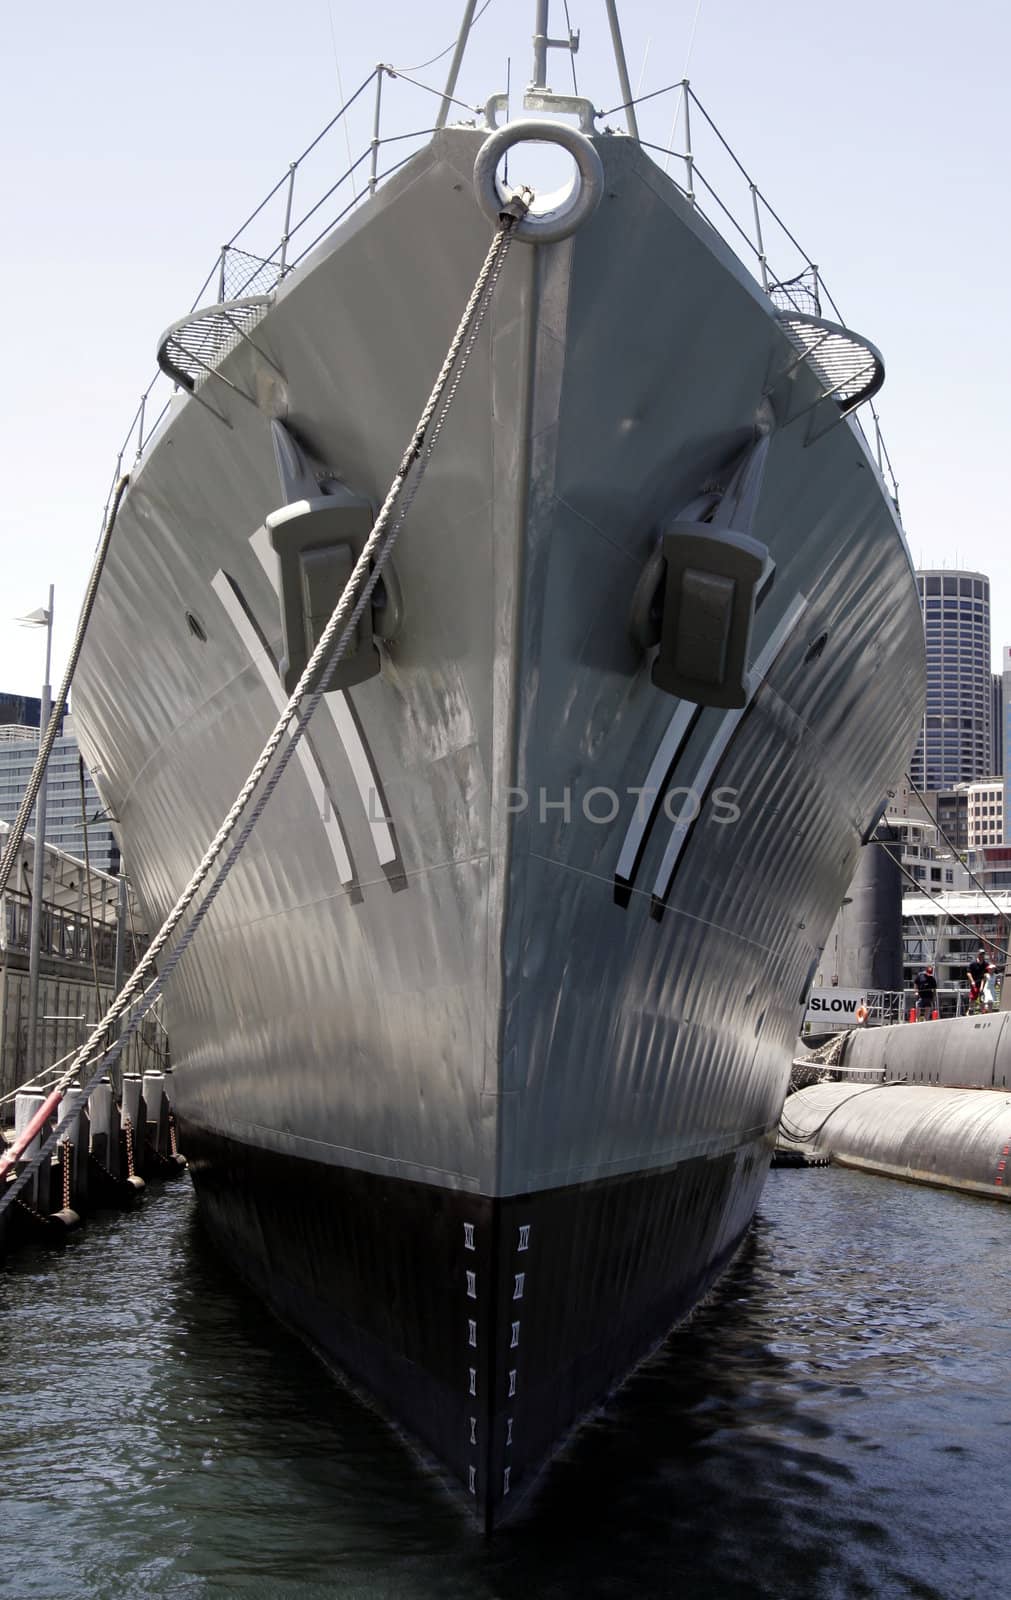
top-left (2, 0), bottom-right (1009, 697)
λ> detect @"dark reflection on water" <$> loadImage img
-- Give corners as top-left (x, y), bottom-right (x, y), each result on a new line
top-left (1, 1167), bottom-right (1008, 1599)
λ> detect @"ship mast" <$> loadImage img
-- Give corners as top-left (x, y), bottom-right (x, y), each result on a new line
top-left (435, 0), bottom-right (482, 130)
top-left (436, 1), bottom-right (641, 142)
top-left (601, 0), bottom-right (640, 141)
top-left (529, 0), bottom-right (579, 95)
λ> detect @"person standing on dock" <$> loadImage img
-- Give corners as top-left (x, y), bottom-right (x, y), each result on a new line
top-left (967, 949), bottom-right (988, 1013)
top-left (914, 965), bottom-right (938, 1019)
top-left (981, 965), bottom-right (999, 1013)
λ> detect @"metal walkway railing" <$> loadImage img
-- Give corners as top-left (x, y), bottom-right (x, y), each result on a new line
top-left (102, 67), bottom-right (903, 524)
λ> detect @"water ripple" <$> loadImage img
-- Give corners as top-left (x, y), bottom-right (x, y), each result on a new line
top-left (1, 1167), bottom-right (1008, 1598)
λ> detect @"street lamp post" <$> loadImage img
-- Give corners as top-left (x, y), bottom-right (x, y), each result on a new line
top-left (25, 585), bottom-right (55, 1077)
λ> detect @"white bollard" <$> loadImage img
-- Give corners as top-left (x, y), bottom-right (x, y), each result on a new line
top-left (142, 1072), bottom-right (164, 1127)
top-left (13, 1092), bottom-right (46, 1209)
top-left (54, 1086), bottom-right (87, 1142)
top-left (89, 1081), bottom-right (113, 1144)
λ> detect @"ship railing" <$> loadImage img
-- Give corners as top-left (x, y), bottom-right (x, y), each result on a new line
top-left (830, 987), bottom-right (992, 1028)
top-left (607, 80), bottom-right (901, 513)
top-left (864, 989), bottom-right (907, 1026)
top-left (869, 987), bottom-right (964, 1024)
top-left (896, 985), bottom-right (1003, 1020)
top-left (0, 883), bottom-right (161, 1100)
top-left (101, 63), bottom-right (466, 522)
top-left (0, 885), bottom-right (149, 974)
top-left (103, 66), bottom-right (901, 521)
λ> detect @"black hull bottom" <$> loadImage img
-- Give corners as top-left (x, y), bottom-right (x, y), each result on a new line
top-left (181, 1122), bottom-right (772, 1528)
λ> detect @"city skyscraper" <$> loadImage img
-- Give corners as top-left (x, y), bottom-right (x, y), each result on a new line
top-left (0, 703), bottom-right (118, 873)
top-left (1003, 646), bottom-right (1011, 827)
top-left (994, 672), bottom-right (1005, 777)
top-left (910, 569), bottom-right (992, 790)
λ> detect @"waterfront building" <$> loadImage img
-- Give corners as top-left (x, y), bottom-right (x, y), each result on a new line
top-left (935, 786), bottom-right (970, 852)
top-left (953, 845), bottom-right (1011, 894)
top-left (0, 708), bottom-right (118, 874)
top-left (993, 672), bottom-right (1004, 777)
top-left (884, 781), bottom-right (967, 886)
top-left (895, 818), bottom-right (961, 891)
top-left (1003, 646), bottom-right (1011, 829)
top-left (966, 778), bottom-right (1004, 849)
top-left (903, 889), bottom-right (1011, 996)
top-left (884, 778), bottom-right (934, 825)
top-left (0, 822), bottom-right (155, 1098)
top-left (910, 570), bottom-right (991, 790)
top-left (0, 693), bottom-right (48, 731)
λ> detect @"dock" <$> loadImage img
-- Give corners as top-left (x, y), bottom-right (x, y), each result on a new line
top-left (0, 1067), bottom-right (185, 1258)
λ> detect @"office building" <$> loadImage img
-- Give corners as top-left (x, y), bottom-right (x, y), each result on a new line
top-left (910, 570), bottom-right (991, 789)
top-left (935, 786), bottom-right (970, 853)
top-left (0, 706), bottom-right (118, 873)
top-left (1003, 646), bottom-right (1011, 825)
top-left (0, 821), bottom-right (153, 1096)
top-left (966, 778), bottom-right (1004, 848)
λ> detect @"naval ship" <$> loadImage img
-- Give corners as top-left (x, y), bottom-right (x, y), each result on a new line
top-left (71, 4), bottom-right (925, 1527)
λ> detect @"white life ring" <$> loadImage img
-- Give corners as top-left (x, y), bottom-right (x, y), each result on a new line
top-left (473, 119), bottom-right (604, 245)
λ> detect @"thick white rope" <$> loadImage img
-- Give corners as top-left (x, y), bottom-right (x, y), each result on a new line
top-left (0, 210), bottom-right (521, 1218)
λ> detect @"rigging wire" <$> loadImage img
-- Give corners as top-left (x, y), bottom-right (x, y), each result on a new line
top-left (903, 772), bottom-right (1010, 931)
top-left (326, 2), bottom-right (359, 200)
top-left (869, 835), bottom-right (1009, 963)
top-left (597, 77), bottom-right (689, 117)
top-left (663, 0), bottom-right (705, 174)
top-left (378, 66), bottom-right (482, 119)
top-left (390, 0), bottom-right (496, 75)
top-left (561, 0), bottom-right (579, 94)
top-left (635, 37), bottom-right (652, 101)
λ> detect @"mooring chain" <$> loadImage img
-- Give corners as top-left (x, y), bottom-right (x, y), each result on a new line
top-left (0, 206), bottom-right (525, 1221)
top-left (123, 1116), bottom-right (136, 1182)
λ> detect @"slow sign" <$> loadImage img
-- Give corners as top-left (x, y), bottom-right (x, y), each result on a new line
top-left (802, 987), bottom-right (868, 1033)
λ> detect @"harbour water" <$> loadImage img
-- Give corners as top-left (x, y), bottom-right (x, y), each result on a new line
top-left (1, 1165), bottom-right (1007, 1600)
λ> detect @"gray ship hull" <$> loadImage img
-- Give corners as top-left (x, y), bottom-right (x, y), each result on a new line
top-left (73, 128), bottom-right (924, 1524)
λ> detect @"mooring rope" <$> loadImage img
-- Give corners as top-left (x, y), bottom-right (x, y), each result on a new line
top-left (0, 203), bottom-right (525, 1217)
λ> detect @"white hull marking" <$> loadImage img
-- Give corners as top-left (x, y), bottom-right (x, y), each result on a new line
top-left (652, 594), bottom-right (809, 902)
top-left (211, 569), bottom-right (355, 884)
top-left (250, 523), bottom-right (397, 867)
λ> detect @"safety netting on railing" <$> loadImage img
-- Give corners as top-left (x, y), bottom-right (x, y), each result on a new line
top-left (100, 63), bottom-right (464, 517)
top-left (102, 66), bottom-right (902, 519)
top-left (769, 266), bottom-right (822, 318)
